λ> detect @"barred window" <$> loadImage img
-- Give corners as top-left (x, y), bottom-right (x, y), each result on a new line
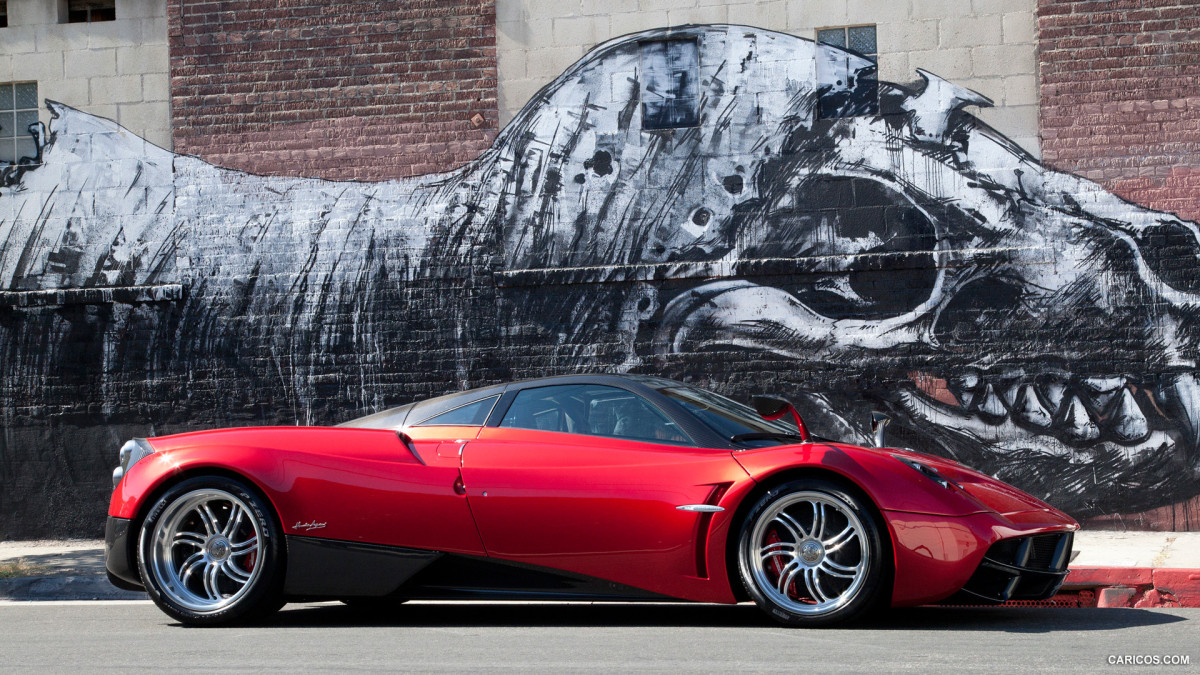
top-left (816, 25), bottom-right (879, 119)
top-left (640, 39), bottom-right (700, 131)
top-left (1, 82), bottom-right (40, 165)
top-left (65, 0), bottom-right (115, 23)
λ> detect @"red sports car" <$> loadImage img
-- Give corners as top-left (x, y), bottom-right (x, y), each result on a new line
top-left (105, 374), bottom-right (1077, 626)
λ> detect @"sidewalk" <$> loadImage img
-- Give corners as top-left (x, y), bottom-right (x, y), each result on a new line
top-left (0, 539), bottom-right (144, 601)
top-left (2, 532), bottom-right (1199, 605)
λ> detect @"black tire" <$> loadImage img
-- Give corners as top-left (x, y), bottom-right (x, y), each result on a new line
top-left (137, 475), bottom-right (285, 626)
top-left (736, 478), bottom-right (886, 627)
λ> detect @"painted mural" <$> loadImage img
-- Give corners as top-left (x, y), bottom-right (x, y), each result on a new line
top-left (2, 25), bottom-right (1200, 536)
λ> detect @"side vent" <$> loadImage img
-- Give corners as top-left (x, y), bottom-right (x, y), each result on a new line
top-left (397, 431), bottom-right (424, 465)
top-left (693, 483), bottom-right (732, 578)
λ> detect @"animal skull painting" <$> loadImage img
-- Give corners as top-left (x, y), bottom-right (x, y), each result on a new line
top-left (1, 25), bottom-right (1197, 535)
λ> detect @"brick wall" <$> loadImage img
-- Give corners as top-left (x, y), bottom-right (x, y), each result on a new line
top-left (1038, 0), bottom-right (1200, 222)
top-left (166, 0), bottom-right (499, 181)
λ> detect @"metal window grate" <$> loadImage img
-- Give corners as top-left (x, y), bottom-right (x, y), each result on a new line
top-left (640, 39), bottom-right (700, 131)
top-left (1, 82), bottom-right (40, 165)
top-left (66, 0), bottom-right (115, 23)
top-left (816, 25), bottom-right (878, 119)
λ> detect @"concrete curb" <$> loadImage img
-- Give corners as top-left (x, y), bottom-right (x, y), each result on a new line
top-left (0, 574), bottom-right (146, 601)
top-left (1053, 567), bottom-right (1200, 608)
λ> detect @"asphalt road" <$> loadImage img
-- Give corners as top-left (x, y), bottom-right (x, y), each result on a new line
top-left (0, 601), bottom-right (1196, 672)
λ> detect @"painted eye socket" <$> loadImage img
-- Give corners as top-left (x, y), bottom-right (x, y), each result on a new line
top-left (737, 175), bottom-right (939, 320)
top-left (1132, 220), bottom-right (1200, 294)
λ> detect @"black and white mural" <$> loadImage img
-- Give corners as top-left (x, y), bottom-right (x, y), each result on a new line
top-left (3, 25), bottom-right (1200, 536)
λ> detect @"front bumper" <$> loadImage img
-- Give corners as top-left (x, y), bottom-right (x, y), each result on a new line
top-left (946, 531), bottom-right (1074, 604)
top-left (104, 516), bottom-right (144, 591)
top-left (885, 508), bottom-right (1078, 606)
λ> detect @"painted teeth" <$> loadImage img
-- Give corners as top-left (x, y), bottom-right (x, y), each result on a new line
top-left (1158, 373), bottom-right (1200, 449)
top-left (1012, 384), bottom-right (1052, 429)
top-left (1059, 394), bottom-right (1100, 443)
top-left (1109, 388), bottom-right (1149, 443)
top-left (934, 370), bottom-right (1159, 446)
top-left (974, 383), bottom-right (1007, 421)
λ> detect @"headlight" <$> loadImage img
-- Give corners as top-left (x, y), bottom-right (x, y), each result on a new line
top-left (112, 438), bottom-right (156, 488)
top-left (894, 455), bottom-right (959, 490)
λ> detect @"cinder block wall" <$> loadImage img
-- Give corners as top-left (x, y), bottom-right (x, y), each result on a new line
top-left (497, 0), bottom-right (1042, 156)
top-left (1, 0), bottom-right (171, 149)
top-left (1038, 0), bottom-right (1200, 222)
top-left (166, 0), bottom-right (500, 181)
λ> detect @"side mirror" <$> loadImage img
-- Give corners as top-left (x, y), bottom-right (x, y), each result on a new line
top-left (871, 412), bottom-right (891, 448)
top-left (751, 396), bottom-right (811, 442)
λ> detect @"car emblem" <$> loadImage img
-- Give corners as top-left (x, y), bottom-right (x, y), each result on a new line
top-left (293, 520), bottom-right (327, 531)
top-left (800, 540), bottom-right (823, 564)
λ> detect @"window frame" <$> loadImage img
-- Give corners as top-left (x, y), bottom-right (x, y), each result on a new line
top-left (815, 24), bottom-right (879, 119)
top-left (0, 81), bottom-right (40, 166)
top-left (638, 37), bottom-right (701, 132)
top-left (412, 394), bottom-right (501, 427)
top-left (63, 0), bottom-right (116, 24)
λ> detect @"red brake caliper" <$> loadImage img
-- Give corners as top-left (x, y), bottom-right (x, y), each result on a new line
top-left (765, 529), bottom-right (793, 599)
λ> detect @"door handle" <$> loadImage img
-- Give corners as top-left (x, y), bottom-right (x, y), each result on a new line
top-left (453, 475), bottom-right (467, 496)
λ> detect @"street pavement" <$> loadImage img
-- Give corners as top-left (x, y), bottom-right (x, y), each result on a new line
top-left (0, 600), bottom-right (1195, 672)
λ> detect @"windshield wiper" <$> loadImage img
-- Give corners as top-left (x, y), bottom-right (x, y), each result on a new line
top-left (730, 432), bottom-right (806, 443)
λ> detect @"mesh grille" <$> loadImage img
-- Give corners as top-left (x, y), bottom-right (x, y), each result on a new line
top-left (1028, 534), bottom-right (1063, 570)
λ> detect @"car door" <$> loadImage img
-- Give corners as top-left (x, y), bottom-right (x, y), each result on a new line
top-left (460, 383), bottom-right (749, 600)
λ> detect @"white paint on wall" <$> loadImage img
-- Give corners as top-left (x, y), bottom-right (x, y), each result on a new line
top-left (496, 0), bottom-right (1041, 157)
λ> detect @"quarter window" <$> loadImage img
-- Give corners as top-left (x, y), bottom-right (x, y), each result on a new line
top-left (414, 395), bottom-right (499, 426)
top-left (499, 384), bottom-right (691, 445)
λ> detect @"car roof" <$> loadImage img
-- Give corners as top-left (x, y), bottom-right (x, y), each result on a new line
top-left (339, 374), bottom-right (688, 428)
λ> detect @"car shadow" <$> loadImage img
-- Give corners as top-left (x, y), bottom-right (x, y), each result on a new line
top-left (255, 601), bottom-right (1190, 632)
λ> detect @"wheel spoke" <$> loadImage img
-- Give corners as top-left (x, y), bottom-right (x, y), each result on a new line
top-left (823, 557), bottom-right (861, 574)
top-left (172, 531), bottom-right (206, 549)
top-left (196, 504), bottom-right (219, 536)
top-left (202, 560), bottom-right (222, 600)
top-left (818, 561), bottom-right (858, 580)
top-left (804, 567), bottom-right (830, 603)
top-left (177, 552), bottom-right (205, 586)
top-left (773, 511), bottom-right (808, 541)
top-left (759, 541), bottom-right (795, 562)
top-left (823, 525), bottom-right (856, 552)
top-left (810, 502), bottom-right (826, 541)
top-left (222, 559), bottom-right (251, 584)
top-left (775, 559), bottom-right (801, 596)
top-left (231, 536), bottom-right (258, 555)
top-left (222, 503), bottom-right (244, 538)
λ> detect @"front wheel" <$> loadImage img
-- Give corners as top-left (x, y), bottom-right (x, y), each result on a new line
top-left (737, 479), bottom-right (887, 627)
top-left (137, 475), bottom-right (285, 625)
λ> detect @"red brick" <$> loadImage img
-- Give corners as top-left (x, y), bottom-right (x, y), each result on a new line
top-left (1039, 0), bottom-right (1200, 222)
top-left (168, 0), bottom-right (498, 181)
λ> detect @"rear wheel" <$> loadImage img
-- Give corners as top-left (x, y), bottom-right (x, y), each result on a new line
top-left (138, 475), bottom-right (285, 626)
top-left (737, 479), bottom-right (886, 627)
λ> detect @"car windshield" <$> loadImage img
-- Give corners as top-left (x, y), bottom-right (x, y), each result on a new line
top-left (659, 385), bottom-right (801, 447)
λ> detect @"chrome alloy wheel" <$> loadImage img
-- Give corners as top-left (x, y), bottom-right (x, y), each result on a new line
top-left (144, 489), bottom-right (263, 613)
top-left (746, 491), bottom-right (869, 616)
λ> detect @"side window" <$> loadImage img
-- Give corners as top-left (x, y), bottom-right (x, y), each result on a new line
top-left (499, 385), bottom-right (691, 445)
top-left (414, 395), bottom-right (498, 426)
